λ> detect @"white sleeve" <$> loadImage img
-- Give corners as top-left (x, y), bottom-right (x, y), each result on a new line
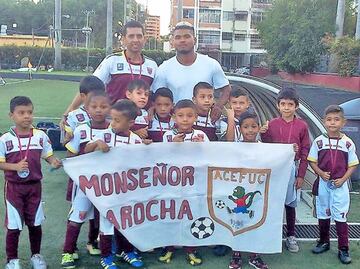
top-left (220, 119), bottom-right (228, 137)
top-left (211, 59), bottom-right (229, 90)
top-left (203, 132), bottom-right (210, 142)
top-left (93, 57), bottom-right (111, 85)
top-left (307, 139), bottom-right (319, 163)
top-left (41, 132), bottom-right (54, 159)
top-left (65, 127), bottom-right (81, 154)
top-left (348, 140), bottom-right (359, 167)
top-left (162, 131), bottom-right (172, 143)
top-left (151, 64), bottom-right (167, 92)
top-left (0, 138), bottom-right (6, 162)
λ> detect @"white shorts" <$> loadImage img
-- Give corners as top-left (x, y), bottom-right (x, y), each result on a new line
top-left (315, 178), bottom-right (350, 222)
top-left (68, 185), bottom-right (94, 223)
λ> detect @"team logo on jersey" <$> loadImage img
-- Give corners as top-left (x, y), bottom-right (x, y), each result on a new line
top-left (5, 140), bottom-right (13, 151)
top-left (207, 167), bottom-right (270, 235)
top-left (135, 140), bottom-right (141, 144)
top-left (147, 67), bottom-right (153, 75)
top-left (104, 133), bottom-right (112, 143)
top-left (346, 141), bottom-right (352, 149)
top-left (317, 140), bottom-right (323, 149)
top-left (117, 63), bottom-right (124, 71)
top-left (80, 130), bottom-right (87, 139)
top-left (76, 114), bottom-right (85, 122)
top-left (167, 135), bottom-right (173, 142)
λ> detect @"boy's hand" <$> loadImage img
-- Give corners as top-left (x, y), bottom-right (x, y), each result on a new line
top-left (259, 121), bottom-right (269, 134)
top-left (320, 170), bottom-right (331, 181)
top-left (192, 135), bottom-right (205, 142)
top-left (51, 158), bottom-right (62, 169)
top-left (173, 133), bottom-right (185, 142)
top-left (134, 127), bottom-right (148, 139)
top-left (226, 107), bottom-right (235, 121)
top-left (147, 106), bottom-right (155, 121)
top-left (293, 143), bottom-right (299, 153)
top-left (142, 139), bottom-right (153, 145)
top-left (16, 158), bottom-right (28, 172)
top-left (79, 211), bottom-right (87, 221)
top-left (295, 177), bottom-right (304, 189)
top-left (334, 177), bottom-right (346, 188)
top-left (96, 140), bottom-right (110, 153)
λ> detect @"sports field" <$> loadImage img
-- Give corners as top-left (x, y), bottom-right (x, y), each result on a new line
top-left (0, 79), bottom-right (359, 268)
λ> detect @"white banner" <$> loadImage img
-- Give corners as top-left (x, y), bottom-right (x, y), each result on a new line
top-left (63, 142), bottom-right (295, 253)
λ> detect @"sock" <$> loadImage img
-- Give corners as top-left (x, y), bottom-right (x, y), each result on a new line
top-left (318, 219), bottom-right (330, 243)
top-left (28, 225), bottom-right (42, 256)
top-left (100, 234), bottom-right (113, 258)
top-left (6, 229), bottom-right (20, 261)
top-left (285, 205), bottom-right (296, 237)
top-left (63, 222), bottom-right (81, 254)
top-left (335, 221), bottom-right (349, 251)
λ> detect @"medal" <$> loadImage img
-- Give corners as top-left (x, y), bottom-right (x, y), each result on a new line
top-left (14, 128), bottom-right (32, 180)
top-left (327, 136), bottom-right (340, 190)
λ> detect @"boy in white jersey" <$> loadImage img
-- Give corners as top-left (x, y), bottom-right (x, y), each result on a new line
top-left (192, 82), bottom-right (221, 141)
top-left (308, 105), bottom-right (358, 264)
top-left (85, 100), bottom-right (144, 269)
top-left (61, 91), bottom-right (111, 269)
top-left (125, 79), bottom-right (150, 140)
top-left (160, 100), bottom-right (208, 266)
top-left (148, 88), bottom-right (175, 142)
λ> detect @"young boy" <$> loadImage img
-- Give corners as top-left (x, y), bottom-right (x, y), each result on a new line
top-left (261, 87), bottom-right (310, 253)
top-left (308, 105), bottom-right (358, 264)
top-left (85, 99), bottom-right (144, 269)
top-left (159, 99), bottom-right (209, 266)
top-left (61, 91), bottom-right (111, 268)
top-left (0, 96), bottom-right (62, 269)
top-left (227, 111), bottom-right (269, 269)
top-left (125, 79), bottom-right (150, 139)
top-left (192, 82), bottom-right (220, 141)
top-left (220, 87), bottom-right (252, 142)
top-left (148, 87), bottom-right (175, 142)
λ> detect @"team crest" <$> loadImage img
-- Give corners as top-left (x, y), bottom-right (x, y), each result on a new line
top-left (76, 114), bottom-right (85, 122)
top-left (117, 63), bottom-right (124, 71)
top-left (207, 167), bottom-right (271, 235)
top-left (346, 141), bottom-right (352, 149)
top-left (147, 67), bottom-right (153, 75)
top-left (104, 133), bottom-right (112, 143)
top-left (80, 130), bottom-right (87, 139)
top-left (167, 135), bottom-right (173, 142)
top-left (317, 140), bottom-right (323, 149)
top-left (6, 140), bottom-right (13, 151)
top-left (135, 139), bottom-right (141, 144)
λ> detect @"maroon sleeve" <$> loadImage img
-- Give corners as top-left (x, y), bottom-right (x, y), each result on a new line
top-left (297, 122), bottom-right (310, 178)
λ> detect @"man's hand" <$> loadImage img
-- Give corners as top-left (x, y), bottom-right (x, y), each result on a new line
top-left (96, 140), bottom-right (110, 153)
top-left (210, 104), bottom-right (223, 123)
top-left (259, 120), bottom-right (269, 134)
top-left (147, 106), bottom-right (155, 121)
top-left (173, 133), bottom-right (185, 142)
top-left (16, 158), bottom-right (28, 172)
top-left (134, 127), bottom-right (148, 139)
top-left (226, 107), bottom-right (235, 121)
top-left (295, 177), bottom-right (304, 190)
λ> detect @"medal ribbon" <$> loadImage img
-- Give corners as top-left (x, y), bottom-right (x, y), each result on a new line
top-left (14, 128), bottom-right (32, 160)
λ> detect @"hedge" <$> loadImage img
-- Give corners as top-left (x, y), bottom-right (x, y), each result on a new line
top-left (0, 46), bottom-right (175, 70)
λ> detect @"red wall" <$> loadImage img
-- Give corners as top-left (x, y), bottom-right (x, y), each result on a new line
top-left (278, 72), bottom-right (360, 93)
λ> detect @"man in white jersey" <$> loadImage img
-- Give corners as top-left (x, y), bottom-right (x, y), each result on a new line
top-left (151, 22), bottom-right (231, 122)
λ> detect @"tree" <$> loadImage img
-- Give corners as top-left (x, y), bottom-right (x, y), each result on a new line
top-left (257, 0), bottom-right (355, 73)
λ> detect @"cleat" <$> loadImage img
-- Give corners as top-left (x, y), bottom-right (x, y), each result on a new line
top-left (229, 253), bottom-right (242, 269)
top-left (61, 253), bottom-right (75, 269)
top-left (158, 249), bottom-right (173, 264)
top-left (86, 241), bottom-right (101, 256)
top-left (30, 254), bottom-right (47, 269)
top-left (285, 236), bottom-right (299, 253)
top-left (312, 241), bottom-right (330, 254)
top-left (338, 249), bottom-right (351, 264)
top-left (187, 251), bottom-right (202, 266)
top-left (5, 259), bottom-right (22, 269)
top-left (100, 255), bottom-right (118, 269)
top-left (249, 255), bottom-right (269, 269)
top-left (119, 251), bottom-right (144, 268)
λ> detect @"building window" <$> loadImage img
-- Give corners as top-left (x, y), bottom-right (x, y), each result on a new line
top-left (235, 11), bottom-right (248, 21)
top-left (251, 12), bottom-right (264, 29)
top-left (199, 9), bottom-right (221, 24)
top-left (222, 32), bottom-right (233, 41)
top-left (235, 34), bottom-right (246, 41)
top-left (223, 11), bottom-right (234, 21)
top-left (198, 30), bottom-right (221, 47)
top-left (183, 9), bottom-right (194, 19)
top-left (250, 34), bottom-right (263, 49)
top-left (252, 0), bottom-right (272, 4)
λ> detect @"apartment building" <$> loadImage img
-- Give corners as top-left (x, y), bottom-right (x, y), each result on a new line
top-left (145, 15), bottom-right (161, 40)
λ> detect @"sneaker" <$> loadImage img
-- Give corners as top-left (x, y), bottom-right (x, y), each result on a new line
top-left (87, 241), bottom-right (101, 256)
top-left (5, 259), bottom-right (21, 269)
top-left (285, 236), bottom-right (299, 253)
top-left (228, 255), bottom-right (242, 269)
top-left (312, 241), bottom-right (330, 254)
top-left (119, 251), bottom-right (144, 268)
top-left (338, 249), bottom-right (352, 264)
top-left (187, 251), bottom-right (202, 266)
top-left (100, 255), bottom-right (118, 269)
top-left (30, 254), bottom-right (47, 269)
top-left (158, 249), bottom-right (173, 263)
top-left (213, 245), bottom-right (229, 256)
top-left (249, 255), bottom-right (269, 269)
top-left (61, 253), bottom-right (75, 269)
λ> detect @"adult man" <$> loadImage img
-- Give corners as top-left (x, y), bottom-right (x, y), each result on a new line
top-left (62, 20), bottom-right (158, 120)
top-left (151, 22), bottom-right (231, 121)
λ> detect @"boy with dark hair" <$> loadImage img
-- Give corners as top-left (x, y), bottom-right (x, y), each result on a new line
top-left (61, 91), bottom-right (111, 268)
top-left (85, 99), bottom-right (144, 269)
top-left (148, 87), bottom-right (175, 142)
top-left (308, 105), bottom-right (358, 264)
top-left (261, 87), bottom-right (310, 253)
top-left (192, 82), bottom-right (221, 141)
top-left (0, 96), bottom-right (62, 269)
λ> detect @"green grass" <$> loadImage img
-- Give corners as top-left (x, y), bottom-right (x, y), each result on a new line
top-left (0, 70), bottom-right (90, 76)
top-left (0, 80), bottom-right (359, 268)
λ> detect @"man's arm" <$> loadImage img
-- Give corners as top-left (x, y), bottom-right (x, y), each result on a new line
top-left (210, 84), bottom-right (231, 122)
top-left (60, 93), bottom-right (82, 128)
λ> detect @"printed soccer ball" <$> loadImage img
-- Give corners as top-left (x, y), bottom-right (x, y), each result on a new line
top-left (215, 200), bottom-right (226, 209)
top-left (190, 217), bottom-right (215, 239)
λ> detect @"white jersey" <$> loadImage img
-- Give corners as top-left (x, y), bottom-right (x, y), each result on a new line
top-left (132, 109), bottom-right (149, 131)
top-left (151, 53), bottom-right (229, 102)
top-left (148, 115), bottom-right (175, 142)
top-left (162, 129), bottom-right (210, 143)
top-left (64, 106), bottom-right (91, 134)
top-left (220, 117), bottom-right (242, 142)
top-left (92, 128), bottom-right (142, 147)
